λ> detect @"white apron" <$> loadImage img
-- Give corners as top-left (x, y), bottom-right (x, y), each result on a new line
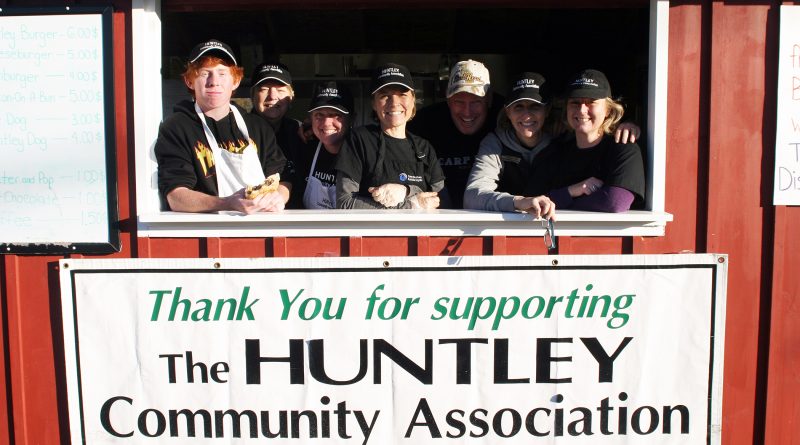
top-left (196, 103), bottom-right (266, 197)
top-left (302, 142), bottom-right (337, 209)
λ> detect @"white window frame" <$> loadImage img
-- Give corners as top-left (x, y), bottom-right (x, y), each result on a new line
top-left (131, 0), bottom-right (671, 238)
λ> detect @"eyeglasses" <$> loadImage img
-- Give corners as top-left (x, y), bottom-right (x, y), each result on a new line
top-left (542, 218), bottom-right (556, 251)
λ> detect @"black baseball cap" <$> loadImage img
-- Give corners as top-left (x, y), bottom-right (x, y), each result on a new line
top-left (565, 69), bottom-right (611, 99)
top-left (308, 81), bottom-right (353, 115)
top-left (188, 39), bottom-right (237, 65)
top-left (504, 72), bottom-right (551, 107)
top-left (251, 62), bottom-right (292, 88)
top-left (370, 63), bottom-right (414, 94)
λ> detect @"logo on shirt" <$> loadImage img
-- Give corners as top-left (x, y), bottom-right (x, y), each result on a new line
top-left (221, 138), bottom-right (254, 154)
top-left (194, 141), bottom-right (215, 176)
top-left (399, 172), bottom-right (423, 183)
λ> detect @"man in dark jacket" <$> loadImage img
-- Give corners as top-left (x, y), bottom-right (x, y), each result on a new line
top-left (409, 60), bottom-right (501, 209)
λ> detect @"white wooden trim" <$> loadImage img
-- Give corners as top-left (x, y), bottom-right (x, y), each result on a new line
top-left (131, 2), bottom-right (671, 236)
top-left (648, 0), bottom-right (669, 213)
top-left (138, 210), bottom-right (673, 238)
top-left (132, 0), bottom-right (162, 215)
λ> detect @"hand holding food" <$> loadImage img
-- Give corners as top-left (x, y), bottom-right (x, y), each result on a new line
top-left (369, 183), bottom-right (408, 207)
top-left (245, 173), bottom-right (280, 200)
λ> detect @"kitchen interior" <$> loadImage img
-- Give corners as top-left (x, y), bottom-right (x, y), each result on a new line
top-left (161, 7), bottom-right (650, 127)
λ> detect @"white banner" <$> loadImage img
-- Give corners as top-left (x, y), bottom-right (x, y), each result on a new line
top-left (59, 255), bottom-right (727, 444)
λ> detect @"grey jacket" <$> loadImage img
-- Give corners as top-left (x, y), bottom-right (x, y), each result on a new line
top-left (463, 126), bottom-right (552, 211)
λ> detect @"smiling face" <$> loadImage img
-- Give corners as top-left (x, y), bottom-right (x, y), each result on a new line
top-left (447, 92), bottom-right (490, 136)
top-left (372, 86), bottom-right (415, 133)
top-left (504, 100), bottom-right (547, 147)
top-left (186, 62), bottom-right (241, 119)
top-left (252, 80), bottom-right (294, 124)
top-left (566, 97), bottom-right (609, 146)
top-left (311, 108), bottom-right (348, 152)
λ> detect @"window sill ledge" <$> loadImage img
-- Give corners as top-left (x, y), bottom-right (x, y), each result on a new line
top-left (137, 210), bottom-right (673, 238)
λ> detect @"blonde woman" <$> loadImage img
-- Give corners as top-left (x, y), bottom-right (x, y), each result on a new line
top-left (543, 69), bottom-right (645, 212)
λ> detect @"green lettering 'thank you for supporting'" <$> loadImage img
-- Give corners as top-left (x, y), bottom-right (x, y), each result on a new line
top-left (149, 287), bottom-right (259, 321)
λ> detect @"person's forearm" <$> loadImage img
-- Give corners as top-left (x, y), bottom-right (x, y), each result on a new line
top-left (550, 186), bottom-right (634, 212)
top-left (548, 187), bottom-right (573, 209)
top-left (278, 182), bottom-right (291, 204)
top-left (166, 187), bottom-right (229, 213)
top-left (463, 186), bottom-right (516, 212)
top-left (462, 152), bottom-right (513, 211)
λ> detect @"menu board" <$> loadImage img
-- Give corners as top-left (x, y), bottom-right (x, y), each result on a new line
top-left (0, 7), bottom-right (119, 254)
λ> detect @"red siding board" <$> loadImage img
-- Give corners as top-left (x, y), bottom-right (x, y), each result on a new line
top-left (360, 237), bottom-right (411, 256)
top-left (707, 4), bottom-right (771, 444)
top-left (635, 3), bottom-right (706, 255)
top-left (216, 238), bottom-right (269, 258)
top-left (5, 256), bottom-right (62, 444)
top-left (0, 257), bottom-right (12, 444)
top-left (502, 236), bottom-right (552, 255)
top-left (557, 237), bottom-right (625, 255)
top-left (145, 238), bottom-right (203, 258)
top-left (284, 238), bottom-right (344, 257)
top-left (426, 237), bottom-right (488, 256)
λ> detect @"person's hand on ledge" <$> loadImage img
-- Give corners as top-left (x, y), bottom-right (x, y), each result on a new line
top-left (513, 195), bottom-right (556, 220)
top-left (408, 192), bottom-right (440, 209)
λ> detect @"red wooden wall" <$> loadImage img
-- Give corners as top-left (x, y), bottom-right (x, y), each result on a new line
top-left (1, 0), bottom-right (799, 443)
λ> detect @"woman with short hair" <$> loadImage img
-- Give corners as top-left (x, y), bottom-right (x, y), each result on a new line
top-left (295, 81), bottom-right (354, 209)
top-left (335, 63), bottom-right (446, 209)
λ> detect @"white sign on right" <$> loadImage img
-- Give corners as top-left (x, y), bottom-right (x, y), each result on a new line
top-left (775, 5), bottom-right (800, 204)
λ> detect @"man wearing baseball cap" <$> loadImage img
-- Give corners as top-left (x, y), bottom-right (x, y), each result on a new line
top-left (154, 39), bottom-right (292, 213)
top-left (409, 60), bottom-right (504, 208)
top-left (249, 61), bottom-right (305, 208)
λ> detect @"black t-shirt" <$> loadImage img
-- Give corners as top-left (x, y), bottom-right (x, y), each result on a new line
top-left (534, 134), bottom-right (645, 207)
top-left (335, 124), bottom-right (445, 195)
top-left (409, 93), bottom-right (504, 208)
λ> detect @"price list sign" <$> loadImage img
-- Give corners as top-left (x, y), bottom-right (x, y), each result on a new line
top-left (0, 7), bottom-right (118, 253)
